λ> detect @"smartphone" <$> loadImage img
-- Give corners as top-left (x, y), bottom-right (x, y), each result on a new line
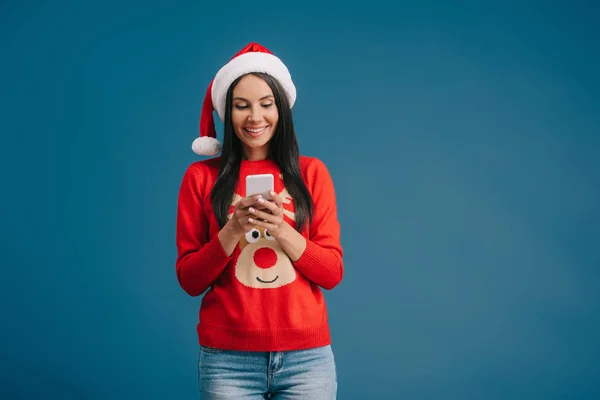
top-left (246, 173), bottom-right (274, 200)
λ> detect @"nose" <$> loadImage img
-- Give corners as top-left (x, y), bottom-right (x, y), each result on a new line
top-left (248, 107), bottom-right (262, 122)
top-left (253, 247), bottom-right (277, 269)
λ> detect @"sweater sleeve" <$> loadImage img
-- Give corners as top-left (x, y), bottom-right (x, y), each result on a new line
top-left (175, 165), bottom-right (232, 296)
top-left (292, 159), bottom-right (344, 290)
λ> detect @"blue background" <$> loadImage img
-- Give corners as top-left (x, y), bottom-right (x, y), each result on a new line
top-left (1, 0), bottom-right (599, 398)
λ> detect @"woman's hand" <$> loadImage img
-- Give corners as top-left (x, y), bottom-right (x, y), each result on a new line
top-left (247, 191), bottom-right (290, 239)
top-left (227, 194), bottom-right (265, 236)
top-left (219, 194), bottom-right (266, 256)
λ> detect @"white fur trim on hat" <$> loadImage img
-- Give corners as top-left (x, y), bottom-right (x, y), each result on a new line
top-left (192, 136), bottom-right (221, 156)
top-left (211, 52), bottom-right (296, 122)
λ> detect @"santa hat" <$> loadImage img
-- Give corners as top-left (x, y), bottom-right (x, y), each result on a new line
top-left (192, 42), bottom-right (297, 156)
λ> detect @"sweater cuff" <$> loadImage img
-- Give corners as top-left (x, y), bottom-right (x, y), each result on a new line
top-left (292, 239), bottom-right (322, 275)
top-left (204, 232), bottom-right (233, 268)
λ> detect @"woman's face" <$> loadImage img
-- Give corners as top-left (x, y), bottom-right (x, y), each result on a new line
top-left (231, 74), bottom-right (279, 159)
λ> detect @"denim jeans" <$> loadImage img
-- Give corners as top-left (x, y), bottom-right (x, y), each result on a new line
top-left (198, 344), bottom-right (337, 399)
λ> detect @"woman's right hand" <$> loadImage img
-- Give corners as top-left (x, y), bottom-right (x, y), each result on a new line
top-left (219, 194), bottom-right (264, 256)
top-left (227, 194), bottom-right (265, 236)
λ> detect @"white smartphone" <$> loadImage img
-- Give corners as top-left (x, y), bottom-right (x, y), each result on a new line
top-left (246, 173), bottom-right (274, 200)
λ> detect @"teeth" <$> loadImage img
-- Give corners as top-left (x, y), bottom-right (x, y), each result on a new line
top-left (245, 127), bottom-right (266, 133)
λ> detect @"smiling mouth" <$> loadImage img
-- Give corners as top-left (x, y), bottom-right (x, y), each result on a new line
top-left (244, 126), bottom-right (268, 137)
top-left (256, 276), bottom-right (279, 283)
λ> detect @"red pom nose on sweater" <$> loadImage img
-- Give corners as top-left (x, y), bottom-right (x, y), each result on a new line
top-left (253, 247), bottom-right (277, 269)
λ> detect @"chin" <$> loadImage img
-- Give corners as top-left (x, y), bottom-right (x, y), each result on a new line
top-left (248, 139), bottom-right (271, 149)
top-left (240, 135), bottom-right (273, 148)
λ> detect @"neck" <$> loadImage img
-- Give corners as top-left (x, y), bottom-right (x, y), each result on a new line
top-left (243, 146), bottom-right (270, 161)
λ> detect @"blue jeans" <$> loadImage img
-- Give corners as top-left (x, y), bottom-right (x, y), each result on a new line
top-left (198, 344), bottom-right (337, 399)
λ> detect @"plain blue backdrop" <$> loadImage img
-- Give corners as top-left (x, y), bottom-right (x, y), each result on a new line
top-left (1, 0), bottom-right (599, 398)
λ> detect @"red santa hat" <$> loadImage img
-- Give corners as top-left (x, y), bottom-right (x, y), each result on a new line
top-left (192, 42), bottom-right (297, 156)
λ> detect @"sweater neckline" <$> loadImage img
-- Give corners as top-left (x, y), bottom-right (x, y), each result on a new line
top-left (240, 158), bottom-right (279, 171)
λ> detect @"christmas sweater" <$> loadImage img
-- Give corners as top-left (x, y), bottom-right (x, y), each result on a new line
top-left (175, 156), bottom-right (344, 351)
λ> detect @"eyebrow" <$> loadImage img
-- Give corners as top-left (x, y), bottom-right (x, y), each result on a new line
top-left (233, 95), bottom-right (274, 101)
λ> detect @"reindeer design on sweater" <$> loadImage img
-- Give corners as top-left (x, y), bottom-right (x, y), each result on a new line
top-left (228, 175), bottom-right (297, 289)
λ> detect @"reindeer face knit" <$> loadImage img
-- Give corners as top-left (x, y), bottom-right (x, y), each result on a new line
top-left (175, 156), bottom-right (344, 351)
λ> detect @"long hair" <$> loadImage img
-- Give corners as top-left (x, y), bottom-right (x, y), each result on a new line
top-left (210, 72), bottom-right (314, 232)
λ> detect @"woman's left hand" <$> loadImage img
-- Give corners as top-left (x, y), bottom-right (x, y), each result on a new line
top-left (247, 191), bottom-right (290, 239)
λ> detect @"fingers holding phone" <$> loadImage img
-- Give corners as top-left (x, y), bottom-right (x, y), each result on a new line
top-left (247, 190), bottom-right (288, 239)
top-left (227, 174), bottom-right (279, 235)
top-left (229, 194), bottom-right (263, 234)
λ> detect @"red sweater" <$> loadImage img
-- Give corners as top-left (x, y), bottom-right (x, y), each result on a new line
top-left (175, 156), bottom-right (344, 351)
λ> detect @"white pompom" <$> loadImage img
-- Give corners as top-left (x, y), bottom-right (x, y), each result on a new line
top-left (192, 137), bottom-right (221, 156)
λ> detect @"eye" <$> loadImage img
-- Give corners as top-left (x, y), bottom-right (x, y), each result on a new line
top-left (264, 230), bottom-right (275, 241)
top-left (235, 104), bottom-right (249, 110)
top-left (245, 228), bottom-right (260, 243)
top-left (261, 103), bottom-right (273, 108)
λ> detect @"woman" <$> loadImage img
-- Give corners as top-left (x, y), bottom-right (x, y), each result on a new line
top-left (176, 42), bottom-right (344, 399)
